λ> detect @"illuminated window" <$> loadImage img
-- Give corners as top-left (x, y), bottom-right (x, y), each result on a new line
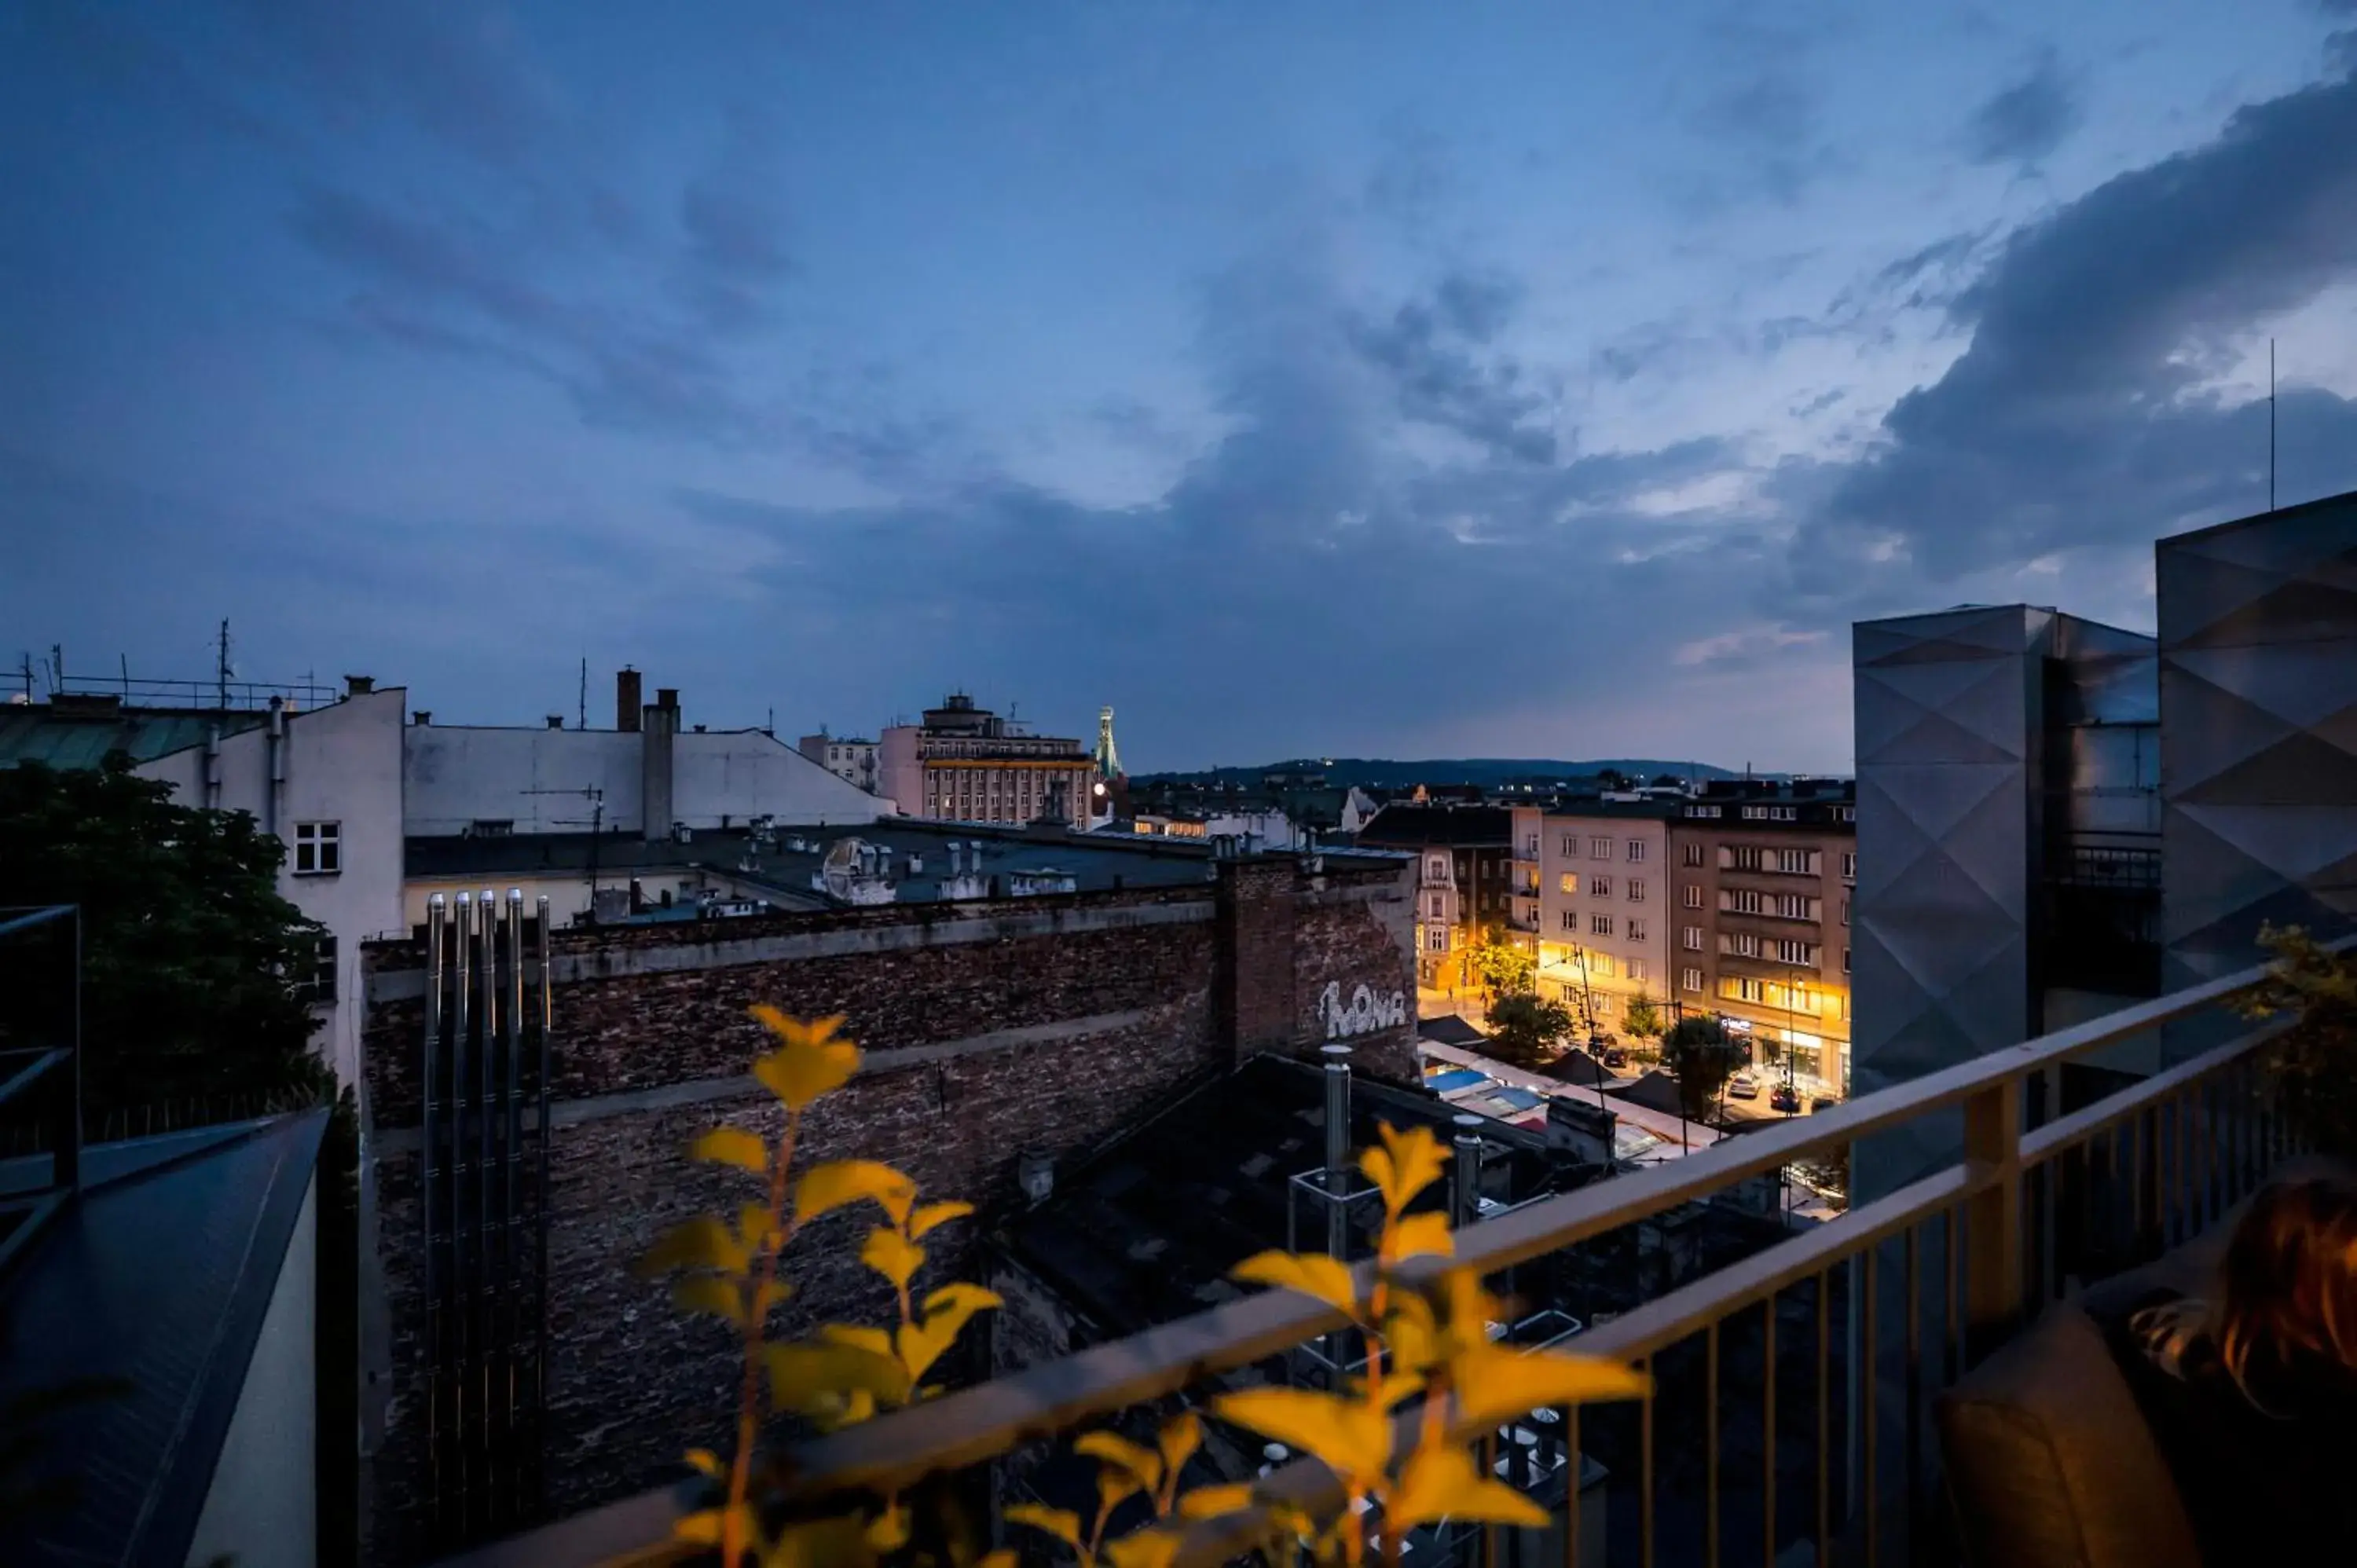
top-left (1558, 872), bottom-right (1578, 895)
top-left (1593, 993), bottom-right (1615, 1016)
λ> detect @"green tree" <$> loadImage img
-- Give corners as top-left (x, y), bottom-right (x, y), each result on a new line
top-left (2236, 924), bottom-right (2357, 1157)
top-left (1622, 991), bottom-right (1665, 1040)
top-left (1662, 1014), bottom-right (1745, 1127)
top-left (1485, 991), bottom-right (1574, 1067)
top-left (0, 757), bottom-right (331, 1118)
top-left (1469, 932), bottom-right (1535, 997)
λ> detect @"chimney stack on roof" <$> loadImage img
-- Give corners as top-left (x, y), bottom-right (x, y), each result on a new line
top-left (617, 667), bottom-right (642, 732)
top-left (344, 675), bottom-right (374, 696)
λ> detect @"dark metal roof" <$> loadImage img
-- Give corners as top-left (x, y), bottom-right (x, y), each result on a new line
top-left (1355, 804), bottom-right (1516, 847)
top-left (1417, 1014), bottom-right (1490, 1048)
top-left (0, 706), bottom-right (266, 771)
top-left (0, 1109), bottom-right (328, 1568)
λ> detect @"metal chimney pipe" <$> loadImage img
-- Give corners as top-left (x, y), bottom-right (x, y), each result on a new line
top-left (423, 892), bottom-right (445, 1447)
top-left (1452, 1114), bottom-right (1486, 1229)
top-left (451, 890), bottom-right (472, 1383)
top-left (1321, 1044), bottom-right (1352, 1261)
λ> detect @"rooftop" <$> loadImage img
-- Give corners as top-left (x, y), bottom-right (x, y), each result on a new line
top-left (1355, 803), bottom-right (1517, 846)
top-left (0, 702), bottom-right (268, 770)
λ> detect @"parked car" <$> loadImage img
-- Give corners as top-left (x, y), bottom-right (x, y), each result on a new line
top-left (1769, 1084), bottom-right (1802, 1113)
top-left (1602, 1047), bottom-right (1627, 1070)
top-left (1727, 1072), bottom-right (1761, 1099)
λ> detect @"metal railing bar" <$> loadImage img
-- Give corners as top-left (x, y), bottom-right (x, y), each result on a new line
top-left (1640, 1354), bottom-right (1657, 1568)
top-left (1762, 1295), bottom-right (1777, 1568)
top-left (1573, 1167), bottom-right (1978, 1365)
top-left (2018, 1022), bottom-right (2288, 1167)
top-left (0, 1047), bottom-right (67, 1114)
top-left (1814, 1269), bottom-right (1830, 1568)
top-left (1706, 1320), bottom-right (1721, 1568)
top-left (1903, 1223), bottom-right (1922, 1568)
top-left (1862, 1243), bottom-right (1879, 1568)
top-left (1563, 1403), bottom-right (1581, 1568)
top-left (0, 905), bottom-right (74, 941)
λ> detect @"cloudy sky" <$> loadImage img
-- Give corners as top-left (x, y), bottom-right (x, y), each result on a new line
top-left (6, 2), bottom-right (2355, 773)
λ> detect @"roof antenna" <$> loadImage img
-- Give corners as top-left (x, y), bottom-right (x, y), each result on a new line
top-left (2268, 337), bottom-right (2278, 512)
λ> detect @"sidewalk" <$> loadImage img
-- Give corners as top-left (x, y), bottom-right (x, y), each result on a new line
top-left (1416, 1041), bottom-right (1723, 1154)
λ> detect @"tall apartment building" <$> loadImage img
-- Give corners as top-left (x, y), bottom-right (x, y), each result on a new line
top-left (796, 730), bottom-right (881, 794)
top-left (1853, 489), bottom-right (2357, 1199)
top-left (1517, 802), bottom-right (1673, 1041)
top-left (878, 693), bottom-right (1095, 826)
top-left (1670, 782), bottom-right (1857, 1093)
top-left (1358, 804), bottom-right (1516, 989)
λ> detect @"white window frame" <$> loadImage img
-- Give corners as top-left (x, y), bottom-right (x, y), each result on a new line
top-left (293, 820), bottom-right (341, 876)
top-left (1682, 884), bottom-right (1704, 909)
top-left (1681, 966), bottom-right (1704, 994)
top-left (1626, 841), bottom-right (1647, 863)
top-left (1683, 926), bottom-right (1704, 951)
top-left (1627, 878), bottom-right (1645, 902)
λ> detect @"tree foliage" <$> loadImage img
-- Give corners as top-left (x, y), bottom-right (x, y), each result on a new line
top-left (0, 757), bottom-right (329, 1116)
top-left (1662, 1014), bottom-right (1745, 1125)
top-left (1484, 991), bottom-right (1574, 1067)
top-left (1467, 933), bottom-right (1534, 997)
top-left (2235, 925), bottom-right (2357, 1158)
top-left (1622, 991), bottom-right (1665, 1040)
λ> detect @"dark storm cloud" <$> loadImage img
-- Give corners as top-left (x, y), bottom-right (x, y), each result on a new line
top-left (1349, 273), bottom-right (1559, 463)
top-left (1965, 53), bottom-right (2082, 165)
top-left (1791, 57), bottom-right (2357, 604)
top-left (292, 186), bottom-right (776, 443)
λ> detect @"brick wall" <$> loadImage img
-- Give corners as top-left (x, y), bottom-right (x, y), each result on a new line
top-left (361, 854), bottom-right (1413, 1562)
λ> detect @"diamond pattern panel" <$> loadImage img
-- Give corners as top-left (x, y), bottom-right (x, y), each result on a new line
top-left (2161, 498), bottom-right (2357, 1031)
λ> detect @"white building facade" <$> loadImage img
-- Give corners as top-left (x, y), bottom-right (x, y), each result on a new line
top-left (1533, 805), bottom-right (1673, 1044)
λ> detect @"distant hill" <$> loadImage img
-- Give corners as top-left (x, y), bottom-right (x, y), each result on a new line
top-left (1137, 757), bottom-right (1761, 788)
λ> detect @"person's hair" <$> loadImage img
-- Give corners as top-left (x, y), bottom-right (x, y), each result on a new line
top-left (2139, 1174), bottom-right (2357, 1405)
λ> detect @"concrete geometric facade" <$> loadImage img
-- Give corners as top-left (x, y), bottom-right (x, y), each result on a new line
top-left (2160, 492), bottom-right (2357, 988)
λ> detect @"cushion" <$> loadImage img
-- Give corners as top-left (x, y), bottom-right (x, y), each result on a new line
top-left (1935, 1302), bottom-right (2202, 1568)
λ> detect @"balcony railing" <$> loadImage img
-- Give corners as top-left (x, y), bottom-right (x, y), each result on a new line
top-left (445, 940), bottom-right (2343, 1568)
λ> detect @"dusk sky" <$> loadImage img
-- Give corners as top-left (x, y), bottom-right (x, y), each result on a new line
top-left (7, 2), bottom-right (2356, 774)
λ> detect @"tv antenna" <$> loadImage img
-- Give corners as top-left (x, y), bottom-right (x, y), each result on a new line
top-left (2268, 337), bottom-right (2278, 512)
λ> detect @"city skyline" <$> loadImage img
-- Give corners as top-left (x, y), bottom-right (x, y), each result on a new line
top-left (8, 2), bottom-right (2357, 773)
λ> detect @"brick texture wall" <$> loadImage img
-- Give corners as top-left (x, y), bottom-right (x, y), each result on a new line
top-left (361, 855), bottom-right (1412, 1563)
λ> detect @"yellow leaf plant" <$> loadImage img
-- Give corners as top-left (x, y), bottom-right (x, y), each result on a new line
top-left (640, 1008), bottom-right (1008, 1568)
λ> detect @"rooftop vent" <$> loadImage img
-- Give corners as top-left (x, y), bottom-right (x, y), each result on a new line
top-left (345, 675), bottom-right (375, 695)
top-left (412, 711), bottom-right (432, 726)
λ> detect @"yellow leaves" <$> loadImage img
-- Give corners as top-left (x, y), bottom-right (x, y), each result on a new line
top-left (764, 1340), bottom-right (911, 1420)
top-left (1102, 1529), bottom-right (1182, 1568)
top-left (1387, 1211), bottom-right (1454, 1263)
top-left (1453, 1341), bottom-right (1652, 1427)
top-left (691, 1125), bottom-right (771, 1176)
top-left (750, 1006), bottom-right (860, 1108)
top-left (1361, 1121), bottom-right (1449, 1215)
top-left (909, 1200), bottom-right (973, 1239)
top-left (865, 1503), bottom-right (910, 1552)
top-left (1006, 1504), bottom-right (1084, 1553)
top-left (861, 1226), bottom-right (926, 1290)
top-left (1231, 1250), bottom-right (1361, 1314)
top-left (639, 1214), bottom-right (750, 1279)
top-left (897, 1283), bottom-right (1003, 1383)
top-left (1155, 1412), bottom-right (1201, 1497)
top-left (1211, 1387), bottom-right (1390, 1483)
top-left (796, 1160), bottom-right (918, 1226)
top-left (1176, 1482), bottom-right (1255, 1519)
top-left (684, 1448), bottom-right (724, 1479)
top-left (1077, 1430), bottom-right (1164, 1497)
top-left (1387, 1444), bottom-right (1549, 1532)
top-left (671, 1276), bottom-right (744, 1327)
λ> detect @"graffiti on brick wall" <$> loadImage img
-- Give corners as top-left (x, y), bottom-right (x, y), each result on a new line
top-left (1318, 980), bottom-right (1408, 1040)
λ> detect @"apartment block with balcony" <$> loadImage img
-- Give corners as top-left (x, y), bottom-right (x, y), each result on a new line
top-left (1358, 804), bottom-right (1515, 988)
top-left (1529, 800), bottom-right (1673, 1040)
top-left (1668, 780), bottom-right (1857, 1094)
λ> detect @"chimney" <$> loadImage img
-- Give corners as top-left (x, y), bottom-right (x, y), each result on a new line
top-left (657, 687), bottom-right (680, 712)
top-left (546, 714), bottom-right (564, 729)
top-left (1321, 1044), bottom-right (1352, 1260)
top-left (412, 711), bottom-right (431, 726)
top-left (642, 698), bottom-right (677, 842)
top-left (617, 667), bottom-right (642, 732)
top-left (344, 674), bottom-right (374, 696)
top-left (1451, 1115), bottom-right (1486, 1229)
top-left (1017, 1149), bottom-right (1055, 1203)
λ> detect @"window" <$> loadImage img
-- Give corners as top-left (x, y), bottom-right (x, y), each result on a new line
top-left (293, 821), bottom-right (340, 875)
top-left (1627, 919), bottom-right (1648, 944)
top-left (1682, 884), bottom-right (1703, 909)
top-left (1772, 893), bottom-right (1820, 921)
top-left (1430, 895), bottom-right (1443, 918)
top-left (1592, 994), bottom-right (1615, 1017)
top-left (1837, 806), bottom-right (1855, 823)
top-left (1626, 878), bottom-right (1645, 902)
top-left (467, 819), bottom-right (515, 837)
top-left (1429, 929), bottom-right (1447, 952)
top-left (1558, 872), bottom-right (1578, 895)
top-left (1685, 804), bottom-right (1722, 819)
top-left (1591, 913), bottom-right (1614, 936)
top-left (1591, 875), bottom-right (1612, 899)
top-left (1842, 946), bottom-right (1852, 974)
top-left (1776, 848), bottom-right (1819, 875)
top-left (1626, 841), bottom-right (1647, 863)
top-left (1560, 834), bottom-right (1578, 857)
top-left (1725, 844), bottom-right (1765, 872)
top-left (1683, 926), bottom-right (1703, 951)
top-left (1681, 842), bottom-right (1705, 867)
top-left (1842, 852), bottom-right (1857, 880)
top-left (1589, 836), bottom-right (1612, 859)
top-left (1842, 898), bottom-right (1851, 926)
top-left (1724, 888), bottom-right (1765, 915)
top-left (1776, 939), bottom-right (1819, 965)
top-left (1429, 856), bottom-right (1446, 881)
top-left (1726, 976), bottom-right (1768, 1003)
top-left (1561, 910), bottom-right (1578, 932)
top-left (301, 934), bottom-right (338, 1003)
top-left (1681, 966), bottom-right (1704, 994)
top-left (1628, 958), bottom-right (1649, 983)
top-left (1725, 932), bottom-right (1760, 958)
top-left (1525, 834), bottom-right (1539, 855)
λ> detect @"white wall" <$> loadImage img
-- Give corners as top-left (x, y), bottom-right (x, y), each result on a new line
top-left (138, 689), bottom-right (407, 1086)
top-left (185, 1173), bottom-right (317, 1568)
top-left (404, 725), bottom-right (882, 837)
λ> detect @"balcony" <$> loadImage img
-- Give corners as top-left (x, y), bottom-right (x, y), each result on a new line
top-left (442, 942), bottom-right (2345, 1568)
